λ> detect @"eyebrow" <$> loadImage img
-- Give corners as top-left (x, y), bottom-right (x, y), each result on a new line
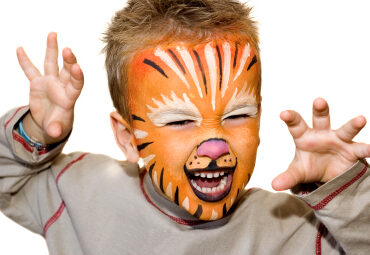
top-left (223, 85), bottom-right (258, 115)
top-left (146, 92), bottom-right (202, 126)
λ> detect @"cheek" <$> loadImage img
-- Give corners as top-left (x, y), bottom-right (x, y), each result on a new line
top-left (145, 127), bottom-right (198, 169)
top-left (225, 119), bottom-right (260, 162)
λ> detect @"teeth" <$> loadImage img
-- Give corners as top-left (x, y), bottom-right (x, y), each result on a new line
top-left (192, 171), bottom-right (228, 178)
top-left (190, 173), bottom-right (230, 194)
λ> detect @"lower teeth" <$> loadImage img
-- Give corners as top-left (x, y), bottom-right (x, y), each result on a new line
top-left (191, 176), bottom-right (227, 194)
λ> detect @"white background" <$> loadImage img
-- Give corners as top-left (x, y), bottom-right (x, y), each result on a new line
top-left (1, 0), bottom-right (370, 254)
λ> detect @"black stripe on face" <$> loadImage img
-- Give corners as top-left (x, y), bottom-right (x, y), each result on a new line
top-left (222, 203), bottom-right (227, 218)
top-left (174, 187), bottom-right (179, 205)
top-left (159, 168), bottom-right (165, 193)
top-left (168, 49), bottom-right (186, 74)
top-left (216, 45), bottom-right (223, 90)
top-left (247, 173), bottom-right (251, 182)
top-left (137, 142), bottom-right (153, 152)
top-left (193, 50), bottom-right (207, 95)
top-left (247, 55), bottom-right (257, 71)
top-left (193, 205), bottom-right (203, 218)
top-left (143, 58), bottom-right (168, 78)
top-left (132, 115), bottom-right (145, 122)
top-left (233, 43), bottom-right (238, 69)
top-left (148, 162), bottom-right (156, 179)
top-left (236, 189), bottom-right (240, 198)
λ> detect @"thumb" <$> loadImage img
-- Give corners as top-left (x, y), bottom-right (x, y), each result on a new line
top-left (272, 164), bottom-right (304, 191)
top-left (46, 121), bottom-right (63, 138)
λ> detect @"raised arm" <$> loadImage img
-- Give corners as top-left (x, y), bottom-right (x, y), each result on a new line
top-left (0, 33), bottom-right (84, 235)
top-left (16, 32), bottom-right (84, 145)
top-left (273, 98), bottom-right (370, 253)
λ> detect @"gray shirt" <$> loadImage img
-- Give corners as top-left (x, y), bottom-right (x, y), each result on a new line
top-left (1, 106), bottom-right (369, 254)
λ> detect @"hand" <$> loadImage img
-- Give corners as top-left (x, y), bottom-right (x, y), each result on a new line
top-left (272, 98), bottom-right (370, 191)
top-left (17, 32), bottom-right (84, 143)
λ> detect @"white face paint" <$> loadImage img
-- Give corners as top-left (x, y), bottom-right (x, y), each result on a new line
top-left (233, 44), bottom-right (251, 82)
top-left (221, 42), bottom-right (231, 98)
top-left (222, 84), bottom-right (258, 125)
top-left (143, 154), bottom-right (156, 166)
top-left (146, 91), bottom-right (202, 127)
top-left (134, 129), bottom-right (148, 139)
top-left (154, 48), bottom-right (190, 89)
top-left (204, 43), bottom-right (218, 111)
top-left (176, 46), bottom-right (203, 98)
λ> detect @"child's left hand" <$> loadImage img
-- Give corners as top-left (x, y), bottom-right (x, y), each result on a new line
top-left (272, 98), bottom-right (370, 191)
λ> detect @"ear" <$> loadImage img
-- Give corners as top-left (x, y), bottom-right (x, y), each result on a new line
top-left (110, 111), bottom-right (139, 163)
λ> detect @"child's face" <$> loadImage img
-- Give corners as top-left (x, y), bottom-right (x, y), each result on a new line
top-left (127, 39), bottom-right (260, 220)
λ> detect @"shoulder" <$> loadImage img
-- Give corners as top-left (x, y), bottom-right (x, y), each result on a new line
top-left (51, 152), bottom-right (141, 187)
top-left (235, 188), bottom-right (313, 221)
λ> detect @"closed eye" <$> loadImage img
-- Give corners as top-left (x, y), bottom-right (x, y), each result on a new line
top-left (225, 114), bottom-right (250, 120)
top-left (166, 120), bottom-right (195, 126)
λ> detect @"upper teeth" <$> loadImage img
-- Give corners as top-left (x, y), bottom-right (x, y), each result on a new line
top-left (193, 171), bottom-right (226, 178)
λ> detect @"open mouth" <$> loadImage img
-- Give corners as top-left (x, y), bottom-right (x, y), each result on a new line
top-left (184, 162), bottom-right (236, 202)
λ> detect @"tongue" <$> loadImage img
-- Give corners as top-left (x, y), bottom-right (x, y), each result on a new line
top-left (194, 177), bottom-right (222, 188)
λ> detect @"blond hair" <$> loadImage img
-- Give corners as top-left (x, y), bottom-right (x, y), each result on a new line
top-left (103, 0), bottom-right (260, 121)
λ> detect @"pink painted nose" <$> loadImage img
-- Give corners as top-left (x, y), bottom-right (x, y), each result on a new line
top-left (197, 139), bottom-right (229, 160)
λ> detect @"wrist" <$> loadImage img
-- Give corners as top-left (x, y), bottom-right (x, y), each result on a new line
top-left (22, 112), bottom-right (70, 144)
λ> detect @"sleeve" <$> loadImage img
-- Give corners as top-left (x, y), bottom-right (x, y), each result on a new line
top-left (0, 106), bottom-right (68, 235)
top-left (293, 159), bottom-right (370, 254)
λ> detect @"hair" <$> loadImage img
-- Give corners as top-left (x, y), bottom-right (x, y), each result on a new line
top-left (103, 0), bottom-right (260, 122)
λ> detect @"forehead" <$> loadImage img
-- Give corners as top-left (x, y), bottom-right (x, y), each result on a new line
top-left (127, 40), bottom-right (260, 113)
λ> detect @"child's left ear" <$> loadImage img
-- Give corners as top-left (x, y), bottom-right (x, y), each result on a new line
top-left (110, 111), bottom-right (139, 163)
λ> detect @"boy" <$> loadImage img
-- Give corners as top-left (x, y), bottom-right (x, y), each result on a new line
top-left (1, 0), bottom-right (370, 254)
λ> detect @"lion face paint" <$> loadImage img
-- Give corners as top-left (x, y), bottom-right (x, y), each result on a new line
top-left (127, 40), bottom-right (261, 221)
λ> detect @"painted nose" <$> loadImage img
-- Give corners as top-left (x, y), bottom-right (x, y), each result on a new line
top-left (197, 139), bottom-right (229, 160)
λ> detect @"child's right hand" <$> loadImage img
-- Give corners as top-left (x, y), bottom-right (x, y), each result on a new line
top-left (17, 32), bottom-right (84, 144)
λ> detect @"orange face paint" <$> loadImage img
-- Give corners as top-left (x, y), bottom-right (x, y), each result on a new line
top-left (127, 40), bottom-right (261, 221)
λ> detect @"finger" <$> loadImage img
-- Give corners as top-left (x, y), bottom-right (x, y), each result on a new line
top-left (336, 115), bottom-right (367, 142)
top-left (66, 64), bottom-right (84, 100)
top-left (16, 47), bottom-right (41, 81)
top-left (280, 110), bottom-right (309, 139)
top-left (271, 164), bottom-right (304, 191)
top-left (312, 98), bottom-right (330, 130)
top-left (60, 47), bottom-right (77, 84)
top-left (353, 143), bottom-right (370, 159)
top-left (44, 32), bottom-right (59, 76)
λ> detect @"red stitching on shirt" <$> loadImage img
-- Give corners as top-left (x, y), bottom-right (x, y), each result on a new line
top-left (43, 154), bottom-right (88, 235)
top-left (309, 162), bottom-right (368, 210)
top-left (56, 153), bottom-right (89, 184)
top-left (315, 223), bottom-right (327, 255)
top-left (139, 170), bottom-right (206, 226)
top-left (12, 132), bottom-right (33, 153)
top-left (43, 201), bottom-right (65, 235)
top-left (4, 106), bottom-right (27, 130)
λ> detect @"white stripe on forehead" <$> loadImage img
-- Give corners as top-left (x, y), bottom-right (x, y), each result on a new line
top-left (154, 48), bottom-right (190, 89)
top-left (204, 43), bottom-right (218, 111)
top-left (176, 46), bottom-right (203, 98)
top-left (233, 44), bottom-right (251, 82)
top-left (146, 91), bottom-right (202, 127)
top-left (221, 42), bottom-right (231, 98)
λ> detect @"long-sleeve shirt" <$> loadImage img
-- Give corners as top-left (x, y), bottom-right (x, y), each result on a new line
top-left (1, 106), bottom-right (369, 254)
